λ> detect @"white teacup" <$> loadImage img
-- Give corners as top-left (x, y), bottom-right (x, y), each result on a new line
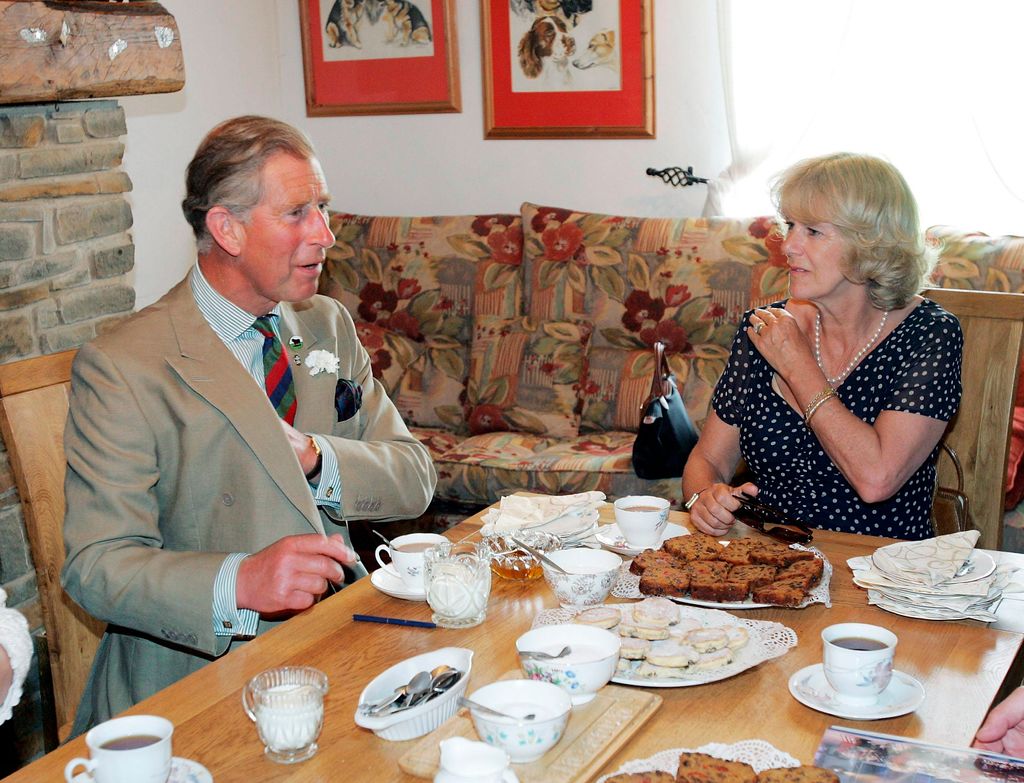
top-left (613, 495), bottom-right (670, 549)
top-left (821, 623), bottom-right (897, 704)
top-left (64, 714), bottom-right (173, 783)
top-left (375, 533), bottom-right (449, 591)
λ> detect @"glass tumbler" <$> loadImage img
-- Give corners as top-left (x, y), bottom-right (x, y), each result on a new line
top-left (242, 666), bottom-right (328, 764)
top-left (423, 541), bottom-right (492, 629)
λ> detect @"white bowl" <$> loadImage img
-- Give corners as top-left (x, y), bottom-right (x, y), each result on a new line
top-left (466, 679), bottom-right (571, 763)
top-left (354, 647), bottom-right (473, 741)
top-left (516, 623), bottom-right (620, 704)
top-left (541, 548), bottom-right (623, 608)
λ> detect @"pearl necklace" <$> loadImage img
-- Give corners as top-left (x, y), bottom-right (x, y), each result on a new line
top-left (814, 309), bottom-right (889, 386)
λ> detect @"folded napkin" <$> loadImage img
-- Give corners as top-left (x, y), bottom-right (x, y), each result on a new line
top-left (870, 529), bottom-right (981, 587)
top-left (481, 492), bottom-right (606, 536)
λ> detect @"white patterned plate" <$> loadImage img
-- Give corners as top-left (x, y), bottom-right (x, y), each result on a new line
top-left (370, 566), bottom-right (425, 602)
top-left (596, 523), bottom-right (689, 556)
top-left (871, 548), bottom-right (995, 586)
top-left (788, 663), bottom-right (925, 720)
top-left (73, 757), bottom-right (212, 783)
top-left (533, 603), bottom-right (797, 688)
top-left (524, 507), bottom-right (601, 540)
top-left (595, 739), bottom-right (800, 781)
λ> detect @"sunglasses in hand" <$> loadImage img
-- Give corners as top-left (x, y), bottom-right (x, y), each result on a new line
top-left (733, 492), bottom-right (814, 544)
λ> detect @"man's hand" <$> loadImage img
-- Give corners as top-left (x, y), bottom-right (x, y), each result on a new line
top-left (280, 419), bottom-right (320, 476)
top-left (974, 686), bottom-right (1024, 756)
top-left (236, 533), bottom-right (356, 614)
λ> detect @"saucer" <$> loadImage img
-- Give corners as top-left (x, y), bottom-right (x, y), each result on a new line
top-left (596, 522), bottom-right (688, 556)
top-left (370, 567), bottom-right (425, 601)
top-left (73, 757), bottom-right (212, 783)
top-left (788, 663), bottom-right (925, 720)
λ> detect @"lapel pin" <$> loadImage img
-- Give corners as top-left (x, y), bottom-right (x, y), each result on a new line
top-left (289, 336), bottom-right (303, 348)
top-left (293, 355), bottom-right (302, 365)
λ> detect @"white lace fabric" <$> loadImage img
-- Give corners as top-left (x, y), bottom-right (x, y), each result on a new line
top-left (595, 739), bottom-right (801, 780)
top-left (0, 587), bottom-right (32, 724)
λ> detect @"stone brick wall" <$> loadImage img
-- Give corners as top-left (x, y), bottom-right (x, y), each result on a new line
top-left (0, 99), bottom-right (136, 765)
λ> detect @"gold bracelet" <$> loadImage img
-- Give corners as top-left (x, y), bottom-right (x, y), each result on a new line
top-left (804, 386), bottom-right (837, 426)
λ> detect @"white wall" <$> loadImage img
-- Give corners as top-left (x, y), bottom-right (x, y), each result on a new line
top-left (120, 1), bottom-right (730, 308)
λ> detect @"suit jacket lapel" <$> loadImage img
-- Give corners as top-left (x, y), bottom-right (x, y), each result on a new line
top-left (161, 280), bottom-right (323, 533)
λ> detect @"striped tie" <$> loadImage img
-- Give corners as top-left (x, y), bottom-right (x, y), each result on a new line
top-left (253, 316), bottom-right (297, 425)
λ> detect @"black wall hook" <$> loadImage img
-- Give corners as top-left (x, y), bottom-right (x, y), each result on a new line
top-left (646, 166), bottom-right (709, 188)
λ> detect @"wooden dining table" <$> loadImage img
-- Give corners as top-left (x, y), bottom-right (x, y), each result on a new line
top-left (8, 506), bottom-right (1024, 782)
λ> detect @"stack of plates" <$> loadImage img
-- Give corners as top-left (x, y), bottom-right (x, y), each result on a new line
top-left (480, 492), bottom-right (604, 545)
top-left (847, 531), bottom-right (1017, 621)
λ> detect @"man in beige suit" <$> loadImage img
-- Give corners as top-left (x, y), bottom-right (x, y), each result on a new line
top-left (62, 116), bottom-right (436, 733)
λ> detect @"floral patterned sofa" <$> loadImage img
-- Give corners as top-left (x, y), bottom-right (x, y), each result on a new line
top-left (319, 206), bottom-right (1024, 520)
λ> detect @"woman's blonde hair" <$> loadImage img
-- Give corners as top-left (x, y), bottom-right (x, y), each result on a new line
top-left (770, 153), bottom-right (935, 310)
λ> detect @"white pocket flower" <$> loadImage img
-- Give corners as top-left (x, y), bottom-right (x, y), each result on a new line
top-left (305, 349), bottom-right (340, 376)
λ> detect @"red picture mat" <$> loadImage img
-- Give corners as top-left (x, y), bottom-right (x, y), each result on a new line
top-left (483, 0), bottom-right (654, 138)
top-left (299, 0), bottom-right (461, 116)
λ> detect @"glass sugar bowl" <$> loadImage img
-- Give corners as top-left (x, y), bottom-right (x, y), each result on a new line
top-left (482, 530), bottom-right (560, 581)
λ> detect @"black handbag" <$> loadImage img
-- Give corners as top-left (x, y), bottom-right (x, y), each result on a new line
top-left (631, 341), bottom-right (700, 479)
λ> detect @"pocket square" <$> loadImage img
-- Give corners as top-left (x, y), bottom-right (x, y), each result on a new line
top-left (335, 378), bottom-right (362, 422)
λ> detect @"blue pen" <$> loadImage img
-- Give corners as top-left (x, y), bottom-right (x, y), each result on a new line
top-left (352, 613), bottom-right (436, 629)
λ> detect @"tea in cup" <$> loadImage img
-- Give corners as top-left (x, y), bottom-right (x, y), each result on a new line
top-left (375, 533), bottom-right (449, 591)
top-left (821, 623), bottom-right (897, 704)
top-left (424, 541), bottom-right (492, 629)
top-left (613, 495), bottom-right (670, 549)
top-left (242, 666), bottom-right (328, 764)
top-left (63, 714), bottom-right (173, 783)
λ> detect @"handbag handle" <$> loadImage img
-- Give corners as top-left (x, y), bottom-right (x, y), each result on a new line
top-left (939, 441), bottom-right (965, 494)
top-left (646, 341), bottom-right (673, 401)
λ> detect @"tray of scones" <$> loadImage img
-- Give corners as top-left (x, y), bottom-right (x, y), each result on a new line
top-left (532, 597), bottom-right (796, 687)
top-left (612, 533), bottom-right (831, 609)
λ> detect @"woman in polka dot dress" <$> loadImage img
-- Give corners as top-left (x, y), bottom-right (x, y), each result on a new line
top-left (683, 153), bottom-right (962, 540)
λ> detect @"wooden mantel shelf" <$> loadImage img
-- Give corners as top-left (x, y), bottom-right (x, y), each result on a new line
top-left (0, 1), bottom-right (184, 105)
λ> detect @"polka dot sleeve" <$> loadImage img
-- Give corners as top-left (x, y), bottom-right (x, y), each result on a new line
top-left (883, 309), bottom-right (963, 421)
top-left (713, 304), bottom-right (781, 427)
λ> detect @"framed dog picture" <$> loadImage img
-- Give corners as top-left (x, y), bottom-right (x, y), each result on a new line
top-left (298, 0), bottom-right (461, 116)
top-left (481, 0), bottom-right (654, 139)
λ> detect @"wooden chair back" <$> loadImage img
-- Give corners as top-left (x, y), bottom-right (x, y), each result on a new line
top-left (0, 350), bottom-right (103, 740)
top-left (924, 289), bottom-right (1024, 550)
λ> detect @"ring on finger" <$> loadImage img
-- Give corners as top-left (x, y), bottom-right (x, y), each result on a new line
top-left (754, 322), bottom-right (764, 335)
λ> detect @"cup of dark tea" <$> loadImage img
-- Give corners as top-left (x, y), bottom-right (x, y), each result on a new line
top-left (63, 714), bottom-right (173, 783)
top-left (821, 623), bottom-right (897, 704)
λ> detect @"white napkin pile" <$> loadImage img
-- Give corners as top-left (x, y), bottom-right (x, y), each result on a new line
top-left (480, 492), bottom-right (606, 538)
top-left (847, 530), bottom-right (1023, 622)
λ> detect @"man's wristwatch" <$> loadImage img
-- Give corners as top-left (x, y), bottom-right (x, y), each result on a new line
top-left (305, 435), bottom-right (323, 480)
top-left (684, 488), bottom-right (707, 510)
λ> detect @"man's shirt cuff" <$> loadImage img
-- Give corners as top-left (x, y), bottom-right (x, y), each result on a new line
top-left (212, 553), bottom-right (259, 637)
top-left (311, 435), bottom-right (341, 508)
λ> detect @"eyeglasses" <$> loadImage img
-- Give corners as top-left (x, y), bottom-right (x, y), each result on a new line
top-left (734, 492), bottom-right (814, 545)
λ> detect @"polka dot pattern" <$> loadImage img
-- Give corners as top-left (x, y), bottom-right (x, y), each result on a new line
top-left (713, 299), bottom-right (963, 540)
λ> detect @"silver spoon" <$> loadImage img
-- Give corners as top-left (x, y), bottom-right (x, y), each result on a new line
top-left (519, 645), bottom-right (571, 661)
top-left (370, 529), bottom-right (392, 547)
top-left (364, 669), bottom-right (430, 715)
top-left (410, 667), bottom-right (463, 707)
top-left (458, 696), bottom-right (535, 722)
top-left (511, 537), bottom-right (569, 574)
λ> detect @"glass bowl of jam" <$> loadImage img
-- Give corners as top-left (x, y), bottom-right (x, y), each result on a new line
top-left (482, 530), bottom-right (560, 581)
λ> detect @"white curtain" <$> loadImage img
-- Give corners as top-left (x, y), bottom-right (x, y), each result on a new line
top-left (707, 0), bottom-right (1024, 236)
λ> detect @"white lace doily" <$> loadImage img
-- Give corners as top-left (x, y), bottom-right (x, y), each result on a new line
top-left (532, 604), bottom-right (797, 687)
top-left (612, 545), bottom-right (833, 610)
top-left (596, 740), bottom-right (801, 781)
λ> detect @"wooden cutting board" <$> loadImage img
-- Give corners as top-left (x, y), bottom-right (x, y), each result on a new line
top-left (398, 674), bottom-right (662, 782)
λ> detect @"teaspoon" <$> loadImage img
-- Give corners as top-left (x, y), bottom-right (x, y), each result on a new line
top-left (511, 537), bottom-right (569, 574)
top-left (458, 696), bottom-right (535, 722)
top-left (364, 669), bottom-right (430, 715)
top-left (519, 645), bottom-right (571, 661)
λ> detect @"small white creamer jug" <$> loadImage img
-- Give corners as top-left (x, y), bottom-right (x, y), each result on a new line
top-left (434, 737), bottom-right (519, 783)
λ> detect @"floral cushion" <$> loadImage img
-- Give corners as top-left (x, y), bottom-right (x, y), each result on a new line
top-left (321, 212), bottom-right (524, 431)
top-left (520, 204), bottom-right (790, 430)
top-left (929, 225), bottom-right (1024, 292)
top-left (430, 430), bottom-right (685, 506)
top-left (466, 316), bottom-right (592, 438)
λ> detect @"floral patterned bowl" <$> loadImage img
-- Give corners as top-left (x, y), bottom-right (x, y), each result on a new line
top-left (465, 679), bottom-right (571, 763)
top-left (541, 549), bottom-right (622, 608)
top-left (516, 623), bottom-right (620, 705)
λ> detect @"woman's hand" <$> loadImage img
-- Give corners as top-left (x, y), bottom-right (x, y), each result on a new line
top-left (747, 307), bottom-right (815, 380)
top-left (688, 481), bottom-right (758, 536)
